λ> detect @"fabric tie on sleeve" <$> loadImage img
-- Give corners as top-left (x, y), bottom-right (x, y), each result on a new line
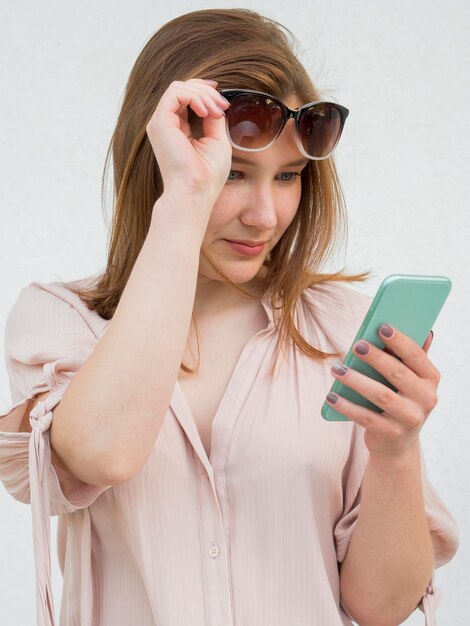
top-left (419, 571), bottom-right (442, 626)
top-left (29, 397), bottom-right (57, 626)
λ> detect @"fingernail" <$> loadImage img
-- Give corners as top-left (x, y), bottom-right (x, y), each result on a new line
top-left (430, 329), bottom-right (434, 339)
top-left (332, 362), bottom-right (348, 376)
top-left (216, 105), bottom-right (226, 116)
top-left (354, 341), bottom-right (370, 355)
top-left (327, 392), bottom-right (338, 404)
top-left (218, 95), bottom-right (230, 105)
top-left (204, 79), bottom-right (218, 85)
top-left (380, 324), bottom-right (394, 338)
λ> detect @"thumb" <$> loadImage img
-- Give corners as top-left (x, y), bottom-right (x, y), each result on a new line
top-left (422, 329), bottom-right (434, 354)
top-left (200, 110), bottom-right (232, 143)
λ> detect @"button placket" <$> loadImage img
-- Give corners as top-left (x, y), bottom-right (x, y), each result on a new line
top-left (197, 465), bottom-right (233, 625)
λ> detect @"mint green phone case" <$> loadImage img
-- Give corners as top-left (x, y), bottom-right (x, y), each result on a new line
top-left (321, 274), bottom-right (452, 421)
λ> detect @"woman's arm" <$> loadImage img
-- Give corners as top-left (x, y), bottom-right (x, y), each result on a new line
top-left (326, 325), bottom-right (442, 625)
top-left (50, 193), bottom-right (208, 486)
top-left (339, 439), bottom-right (434, 626)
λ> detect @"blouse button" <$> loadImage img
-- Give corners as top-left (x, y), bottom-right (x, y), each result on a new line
top-left (208, 543), bottom-right (220, 558)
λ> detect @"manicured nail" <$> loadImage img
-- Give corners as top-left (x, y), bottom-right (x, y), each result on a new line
top-left (327, 392), bottom-right (338, 404)
top-left (204, 79), bottom-right (218, 84)
top-left (380, 324), bottom-right (394, 338)
top-left (354, 341), bottom-right (369, 355)
top-left (216, 105), bottom-right (226, 116)
top-left (430, 330), bottom-right (434, 339)
top-left (332, 362), bottom-right (348, 376)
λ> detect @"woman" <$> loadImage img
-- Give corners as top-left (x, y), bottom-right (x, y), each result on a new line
top-left (0, 8), bottom-right (458, 626)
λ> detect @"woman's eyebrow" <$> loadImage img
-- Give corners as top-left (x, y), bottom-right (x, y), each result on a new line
top-left (231, 156), bottom-right (309, 167)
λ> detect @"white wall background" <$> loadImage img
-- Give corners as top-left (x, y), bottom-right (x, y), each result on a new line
top-left (0, 0), bottom-right (468, 624)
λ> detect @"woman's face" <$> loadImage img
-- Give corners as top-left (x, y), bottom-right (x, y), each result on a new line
top-left (198, 97), bottom-right (308, 288)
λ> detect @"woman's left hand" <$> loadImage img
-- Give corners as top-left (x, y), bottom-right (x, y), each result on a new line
top-left (326, 324), bottom-right (439, 458)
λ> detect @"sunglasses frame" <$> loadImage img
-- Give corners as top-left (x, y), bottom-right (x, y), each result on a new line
top-left (218, 88), bottom-right (350, 160)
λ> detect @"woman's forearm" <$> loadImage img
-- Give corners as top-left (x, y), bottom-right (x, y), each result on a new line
top-left (50, 193), bottom-right (208, 486)
top-left (339, 438), bottom-right (435, 626)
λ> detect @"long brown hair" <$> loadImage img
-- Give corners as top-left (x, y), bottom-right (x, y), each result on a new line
top-left (64, 8), bottom-right (371, 376)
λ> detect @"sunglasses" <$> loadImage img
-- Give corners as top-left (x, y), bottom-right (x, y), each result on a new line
top-left (218, 89), bottom-right (349, 160)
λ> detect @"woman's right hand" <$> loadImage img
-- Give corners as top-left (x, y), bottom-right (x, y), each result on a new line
top-left (146, 78), bottom-right (233, 207)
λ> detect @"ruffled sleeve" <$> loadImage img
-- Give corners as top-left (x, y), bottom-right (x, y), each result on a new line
top-left (0, 283), bottom-right (113, 626)
top-left (416, 445), bottom-right (459, 623)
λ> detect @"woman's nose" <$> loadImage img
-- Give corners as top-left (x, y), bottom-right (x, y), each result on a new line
top-left (242, 186), bottom-right (278, 229)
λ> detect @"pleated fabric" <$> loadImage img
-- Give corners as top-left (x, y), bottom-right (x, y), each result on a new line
top-left (0, 277), bottom-right (459, 626)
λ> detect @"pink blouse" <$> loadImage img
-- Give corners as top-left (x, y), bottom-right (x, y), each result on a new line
top-left (0, 277), bottom-right (458, 626)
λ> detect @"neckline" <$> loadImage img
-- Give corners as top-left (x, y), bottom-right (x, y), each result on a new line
top-left (175, 315), bottom-right (274, 467)
top-left (175, 290), bottom-right (277, 467)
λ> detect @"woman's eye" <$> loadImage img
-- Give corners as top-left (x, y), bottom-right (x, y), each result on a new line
top-left (279, 172), bottom-right (300, 182)
top-left (227, 170), bottom-right (241, 181)
top-left (227, 170), bottom-right (302, 183)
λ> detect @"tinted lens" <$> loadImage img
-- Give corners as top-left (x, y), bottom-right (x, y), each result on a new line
top-left (225, 93), bottom-right (284, 149)
top-left (299, 104), bottom-right (344, 158)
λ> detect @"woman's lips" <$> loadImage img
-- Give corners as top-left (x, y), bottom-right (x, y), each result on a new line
top-left (224, 240), bottom-right (266, 256)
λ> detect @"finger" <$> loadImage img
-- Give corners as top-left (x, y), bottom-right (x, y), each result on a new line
top-left (376, 324), bottom-right (440, 382)
top-left (330, 361), bottom-right (420, 426)
top-left (183, 79), bottom-right (231, 114)
top-left (349, 336), bottom-right (438, 409)
top-left (172, 83), bottom-right (229, 141)
top-left (154, 81), bottom-right (227, 131)
top-left (325, 390), bottom-right (404, 436)
top-left (348, 339), bottom-right (422, 403)
top-left (422, 330), bottom-right (434, 354)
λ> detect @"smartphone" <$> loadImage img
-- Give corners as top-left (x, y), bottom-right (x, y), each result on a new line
top-left (321, 274), bottom-right (452, 421)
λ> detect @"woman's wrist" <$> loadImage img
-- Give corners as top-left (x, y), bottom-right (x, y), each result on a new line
top-left (150, 192), bottom-right (211, 243)
top-left (367, 437), bottom-right (422, 475)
